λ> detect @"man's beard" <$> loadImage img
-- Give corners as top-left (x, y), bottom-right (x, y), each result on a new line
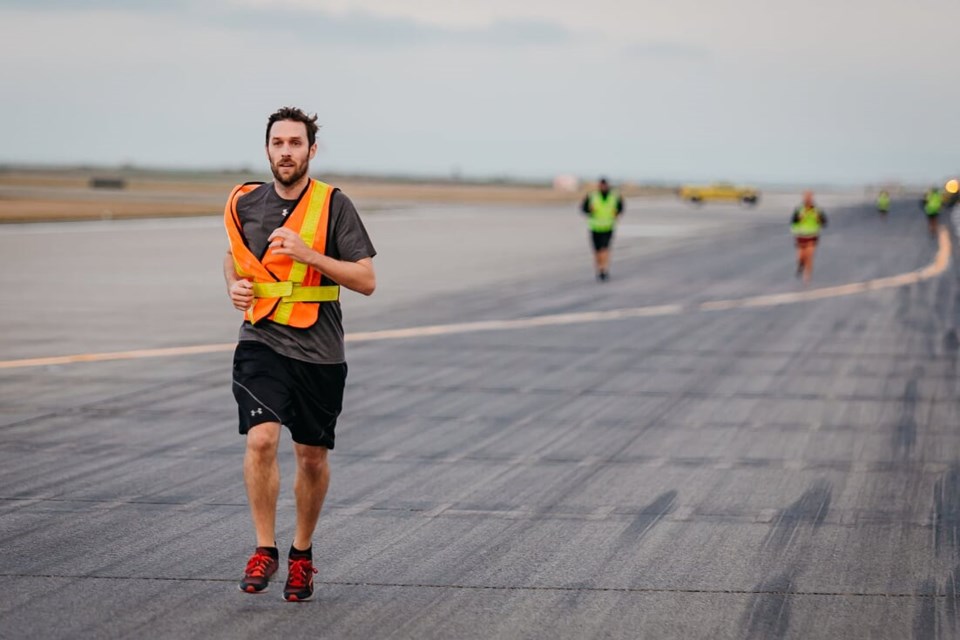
top-left (271, 158), bottom-right (309, 187)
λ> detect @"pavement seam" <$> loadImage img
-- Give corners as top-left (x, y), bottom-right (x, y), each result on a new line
top-left (1, 572), bottom-right (956, 599)
top-left (0, 495), bottom-right (945, 529)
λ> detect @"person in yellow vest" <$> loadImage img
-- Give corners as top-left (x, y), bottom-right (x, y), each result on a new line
top-left (790, 191), bottom-right (828, 284)
top-left (580, 177), bottom-right (624, 281)
top-left (223, 106), bottom-right (377, 601)
top-left (922, 187), bottom-right (943, 238)
top-left (876, 190), bottom-right (890, 218)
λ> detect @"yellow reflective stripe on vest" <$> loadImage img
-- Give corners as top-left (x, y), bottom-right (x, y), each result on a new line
top-left (253, 281), bottom-right (340, 324)
top-left (252, 281), bottom-right (294, 298)
top-left (272, 301), bottom-right (295, 325)
top-left (252, 281), bottom-right (339, 301)
top-left (272, 285), bottom-right (339, 324)
top-left (273, 286), bottom-right (340, 323)
top-left (284, 285), bottom-right (340, 302)
top-left (287, 183), bottom-right (327, 286)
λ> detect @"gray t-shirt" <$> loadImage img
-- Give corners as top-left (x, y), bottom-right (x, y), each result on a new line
top-left (235, 181), bottom-right (376, 364)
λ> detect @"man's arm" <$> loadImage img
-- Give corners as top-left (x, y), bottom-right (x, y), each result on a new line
top-left (581, 195), bottom-right (591, 215)
top-left (224, 249), bottom-right (254, 311)
top-left (266, 228), bottom-right (376, 296)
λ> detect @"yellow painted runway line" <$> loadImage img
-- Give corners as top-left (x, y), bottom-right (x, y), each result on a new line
top-left (0, 227), bottom-right (950, 370)
top-left (0, 343), bottom-right (236, 370)
top-left (343, 304), bottom-right (687, 343)
top-left (699, 226), bottom-right (950, 311)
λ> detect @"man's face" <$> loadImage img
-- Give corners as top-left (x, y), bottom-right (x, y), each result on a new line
top-left (266, 120), bottom-right (317, 187)
top-left (599, 180), bottom-right (609, 194)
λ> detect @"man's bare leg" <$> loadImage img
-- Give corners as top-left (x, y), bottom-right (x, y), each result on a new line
top-left (292, 444), bottom-right (330, 550)
top-left (802, 246), bottom-right (815, 284)
top-left (598, 248), bottom-right (611, 274)
top-left (244, 422), bottom-right (281, 547)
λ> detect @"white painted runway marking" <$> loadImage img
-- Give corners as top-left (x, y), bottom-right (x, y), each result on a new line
top-left (0, 216), bottom-right (222, 235)
top-left (0, 227), bottom-right (950, 370)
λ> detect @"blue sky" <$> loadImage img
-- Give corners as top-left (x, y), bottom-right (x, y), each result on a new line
top-left (1, 0), bottom-right (958, 184)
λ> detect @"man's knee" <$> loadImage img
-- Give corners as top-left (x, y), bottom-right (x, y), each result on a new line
top-left (295, 444), bottom-right (329, 475)
top-left (246, 422), bottom-right (281, 457)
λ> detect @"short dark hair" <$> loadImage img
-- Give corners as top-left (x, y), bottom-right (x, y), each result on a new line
top-left (265, 106), bottom-right (319, 146)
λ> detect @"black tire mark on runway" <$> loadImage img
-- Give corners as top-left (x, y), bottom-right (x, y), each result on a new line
top-left (894, 368), bottom-right (922, 459)
top-left (741, 571), bottom-right (798, 640)
top-left (762, 479), bottom-right (833, 553)
top-left (913, 578), bottom-right (939, 639)
top-left (911, 564), bottom-right (960, 640)
top-left (933, 464), bottom-right (960, 556)
top-left (742, 480), bottom-right (834, 638)
top-left (947, 564), bottom-right (960, 636)
top-left (616, 490), bottom-right (678, 544)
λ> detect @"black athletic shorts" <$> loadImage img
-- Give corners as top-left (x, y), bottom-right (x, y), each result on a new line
top-left (232, 341), bottom-right (347, 449)
top-left (591, 230), bottom-right (613, 251)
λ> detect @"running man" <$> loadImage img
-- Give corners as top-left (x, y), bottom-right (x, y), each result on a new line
top-left (223, 106), bottom-right (376, 601)
top-left (790, 191), bottom-right (828, 285)
top-left (923, 187), bottom-right (942, 238)
top-left (876, 190), bottom-right (890, 217)
top-left (580, 177), bottom-right (624, 281)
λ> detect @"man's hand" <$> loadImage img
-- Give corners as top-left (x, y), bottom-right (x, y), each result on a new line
top-left (259, 232), bottom-right (375, 296)
top-left (229, 278), bottom-right (254, 311)
top-left (268, 228), bottom-right (313, 263)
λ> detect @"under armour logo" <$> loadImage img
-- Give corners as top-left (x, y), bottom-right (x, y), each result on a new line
top-left (250, 408), bottom-right (263, 417)
top-left (281, 208), bottom-right (289, 217)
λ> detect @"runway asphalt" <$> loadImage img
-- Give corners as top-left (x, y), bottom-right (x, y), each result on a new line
top-left (2, 190), bottom-right (960, 639)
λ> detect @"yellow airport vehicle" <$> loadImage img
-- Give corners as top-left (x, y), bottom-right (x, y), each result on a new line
top-left (678, 182), bottom-right (759, 205)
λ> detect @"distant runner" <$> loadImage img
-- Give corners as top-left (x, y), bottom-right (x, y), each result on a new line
top-left (580, 177), bottom-right (624, 282)
top-left (223, 106), bottom-right (376, 601)
top-left (922, 187), bottom-right (942, 238)
top-left (876, 190), bottom-right (890, 218)
top-left (791, 191), bottom-right (828, 285)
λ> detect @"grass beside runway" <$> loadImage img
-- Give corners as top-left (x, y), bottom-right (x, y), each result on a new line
top-left (0, 167), bottom-right (675, 223)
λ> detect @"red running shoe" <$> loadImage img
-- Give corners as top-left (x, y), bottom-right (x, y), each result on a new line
top-left (239, 547), bottom-right (279, 594)
top-left (283, 556), bottom-right (317, 602)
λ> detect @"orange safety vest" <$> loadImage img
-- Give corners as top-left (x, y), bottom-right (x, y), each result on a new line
top-left (224, 179), bottom-right (340, 328)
